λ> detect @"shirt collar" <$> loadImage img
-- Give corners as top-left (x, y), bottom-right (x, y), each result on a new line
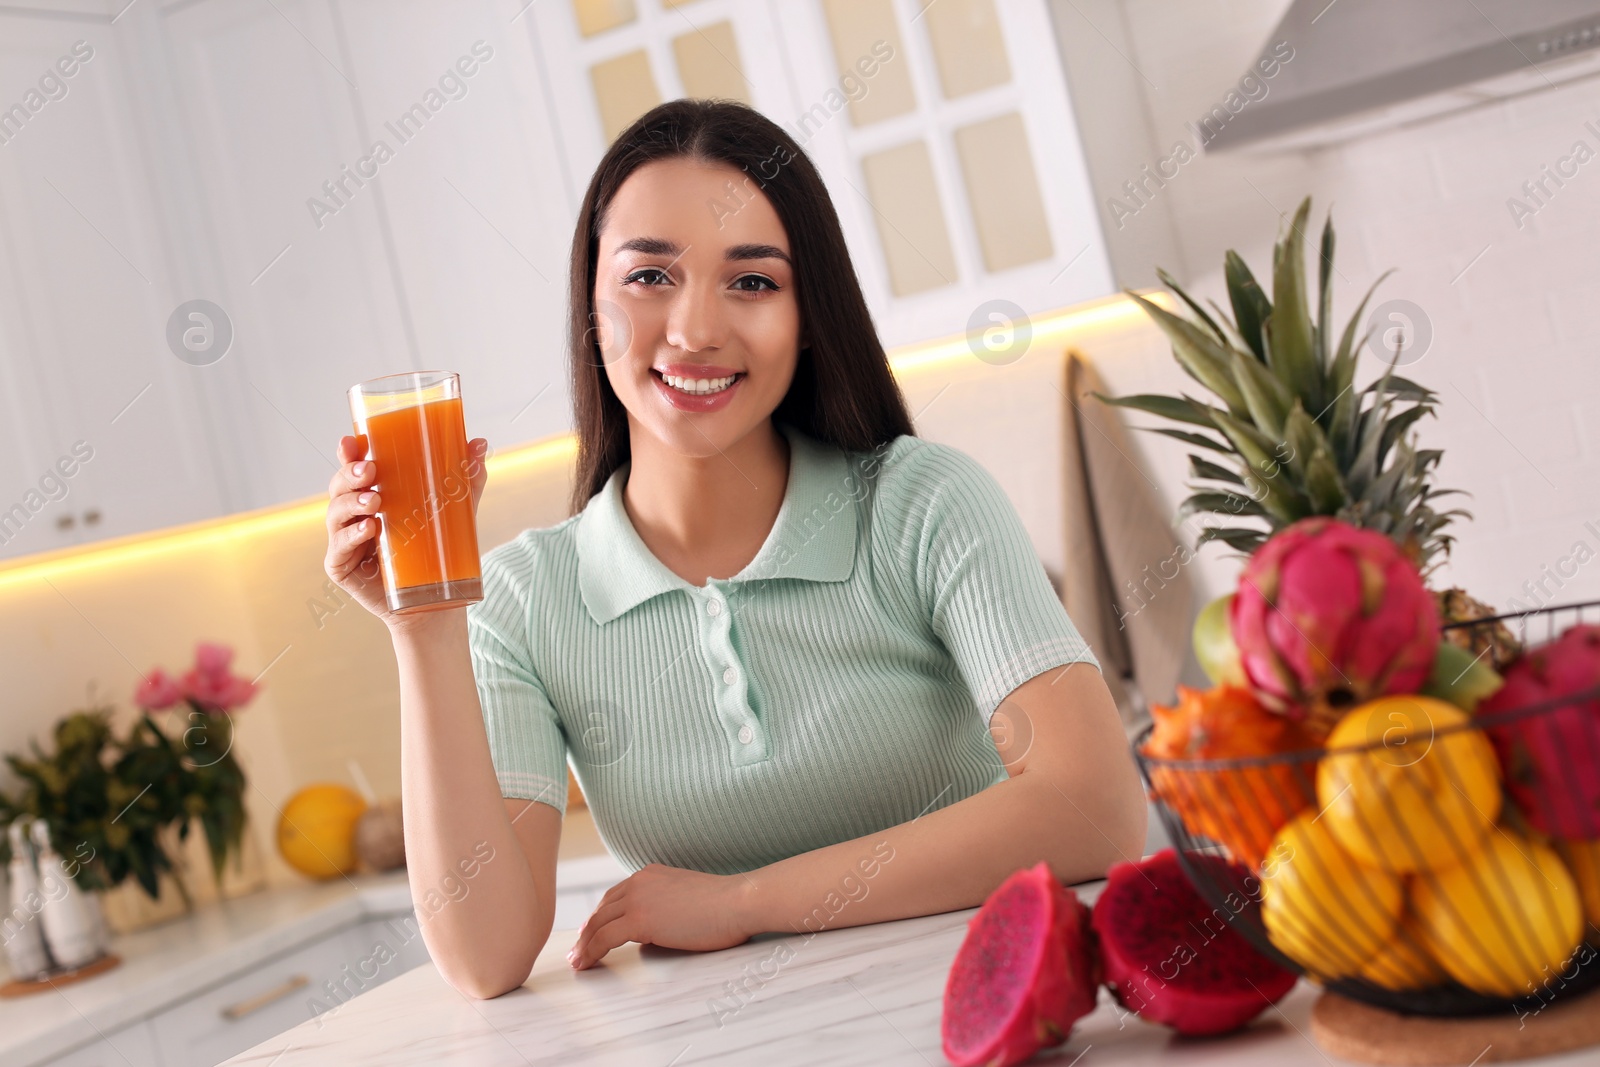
top-left (576, 421), bottom-right (859, 625)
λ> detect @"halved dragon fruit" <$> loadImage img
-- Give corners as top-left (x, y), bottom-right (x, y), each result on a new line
top-left (1091, 849), bottom-right (1298, 1036)
top-left (941, 861), bottom-right (1099, 1067)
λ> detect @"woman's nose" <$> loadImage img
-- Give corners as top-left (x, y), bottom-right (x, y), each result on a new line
top-left (663, 281), bottom-right (727, 353)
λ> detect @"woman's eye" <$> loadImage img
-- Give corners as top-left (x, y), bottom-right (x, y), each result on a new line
top-left (624, 268), bottom-right (669, 286)
top-left (733, 275), bottom-right (778, 293)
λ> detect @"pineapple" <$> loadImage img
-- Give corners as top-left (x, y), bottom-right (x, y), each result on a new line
top-left (1098, 196), bottom-right (1520, 664)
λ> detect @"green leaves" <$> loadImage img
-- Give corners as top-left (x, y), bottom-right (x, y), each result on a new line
top-left (1265, 198), bottom-right (1321, 412)
top-left (1225, 250), bottom-right (1272, 362)
top-left (1096, 194), bottom-right (1466, 568)
top-left (0, 705), bottom-right (249, 900)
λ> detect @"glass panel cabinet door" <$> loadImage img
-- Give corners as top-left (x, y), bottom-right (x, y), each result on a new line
top-left (522, 0), bottom-right (1112, 349)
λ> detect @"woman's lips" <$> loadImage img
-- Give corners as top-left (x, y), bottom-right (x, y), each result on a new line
top-left (650, 368), bottom-right (744, 412)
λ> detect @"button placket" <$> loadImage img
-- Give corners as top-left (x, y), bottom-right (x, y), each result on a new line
top-left (698, 581), bottom-right (763, 762)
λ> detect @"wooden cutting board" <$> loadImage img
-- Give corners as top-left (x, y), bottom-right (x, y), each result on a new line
top-left (1311, 988), bottom-right (1600, 1065)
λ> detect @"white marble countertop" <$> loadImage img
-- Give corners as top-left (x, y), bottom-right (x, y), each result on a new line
top-left (3, 851), bottom-right (632, 1066)
top-left (219, 876), bottom-right (1600, 1067)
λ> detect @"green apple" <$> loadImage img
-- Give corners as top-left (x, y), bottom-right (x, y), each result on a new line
top-left (1193, 593), bottom-right (1246, 687)
top-left (1419, 641), bottom-right (1504, 712)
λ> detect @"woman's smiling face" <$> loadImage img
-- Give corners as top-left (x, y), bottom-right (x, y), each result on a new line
top-left (594, 157), bottom-right (802, 457)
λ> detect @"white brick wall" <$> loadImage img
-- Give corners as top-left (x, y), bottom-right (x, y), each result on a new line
top-left (1100, 0), bottom-right (1600, 615)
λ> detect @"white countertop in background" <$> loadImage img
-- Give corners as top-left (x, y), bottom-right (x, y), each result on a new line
top-left (1, 852), bottom-right (631, 1066)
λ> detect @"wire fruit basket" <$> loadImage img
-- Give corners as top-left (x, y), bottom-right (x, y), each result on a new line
top-left (1135, 601), bottom-right (1600, 1017)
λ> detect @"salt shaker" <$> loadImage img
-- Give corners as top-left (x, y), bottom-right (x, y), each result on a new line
top-left (30, 819), bottom-right (101, 970)
top-left (4, 817), bottom-right (54, 979)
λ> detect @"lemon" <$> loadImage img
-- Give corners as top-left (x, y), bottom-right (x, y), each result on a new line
top-left (1317, 696), bottom-right (1501, 873)
top-left (277, 784), bottom-right (367, 880)
top-left (1261, 810), bottom-right (1405, 981)
top-left (1413, 829), bottom-right (1583, 998)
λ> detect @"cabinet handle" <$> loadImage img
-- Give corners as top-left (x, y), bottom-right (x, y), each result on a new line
top-left (220, 973), bottom-right (310, 1020)
top-left (56, 514), bottom-right (75, 531)
top-left (83, 509), bottom-right (101, 526)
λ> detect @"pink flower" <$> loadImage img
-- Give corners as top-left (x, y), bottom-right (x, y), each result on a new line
top-left (134, 668), bottom-right (184, 710)
top-left (193, 642), bottom-right (235, 680)
top-left (182, 667), bottom-right (258, 713)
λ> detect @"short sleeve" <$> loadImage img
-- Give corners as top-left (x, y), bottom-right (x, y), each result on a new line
top-left (894, 443), bottom-right (1101, 725)
top-left (466, 545), bottom-right (569, 816)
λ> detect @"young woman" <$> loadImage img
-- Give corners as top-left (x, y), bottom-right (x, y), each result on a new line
top-left (324, 99), bottom-right (1145, 999)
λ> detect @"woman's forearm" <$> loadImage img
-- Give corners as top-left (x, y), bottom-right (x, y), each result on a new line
top-left (738, 769), bottom-right (1145, 938)
top-left (391, 609), bottom-right (551, 997)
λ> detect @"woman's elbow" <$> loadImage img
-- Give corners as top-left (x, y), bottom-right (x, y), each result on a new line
top-left (438, 946), bottom-right (540, 1000)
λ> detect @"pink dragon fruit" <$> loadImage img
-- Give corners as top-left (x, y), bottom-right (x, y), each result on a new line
top-left (1230, 518), bottom-right (1440, 740)
top-left (1480, 624), bottom-right (1600, 839)
top-left (941, 861), bottom-right (1099, 1067)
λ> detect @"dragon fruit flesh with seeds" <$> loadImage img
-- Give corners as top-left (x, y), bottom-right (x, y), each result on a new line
top-left (941, 861), bottom-right (1099, 1067)
top-left (1230, 518), bottom-right (1440, 740)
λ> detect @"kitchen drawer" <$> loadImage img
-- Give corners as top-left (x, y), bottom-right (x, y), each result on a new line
top-left (147, 912), bottom-right (425, 1067)
top-left (38, 1019), bottom-right (160, 1067)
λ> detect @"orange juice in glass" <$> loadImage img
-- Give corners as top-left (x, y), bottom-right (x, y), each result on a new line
top-left (348, 371), bottom-right (483, 613)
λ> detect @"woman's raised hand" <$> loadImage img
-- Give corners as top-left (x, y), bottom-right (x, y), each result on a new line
top-left (323, 433), bottom-right (490, 626)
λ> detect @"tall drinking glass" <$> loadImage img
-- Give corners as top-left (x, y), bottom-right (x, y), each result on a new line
top-left (347, 371), bottom-right (483, 614)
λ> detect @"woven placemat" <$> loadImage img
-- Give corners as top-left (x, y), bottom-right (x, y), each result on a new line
top-left (0, 953), bottom-right (122, 997)
top-left (1311, 987), bottom-right (1600, 1065)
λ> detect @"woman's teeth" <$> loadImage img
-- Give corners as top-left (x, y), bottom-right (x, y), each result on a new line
top-left (661, 372), bottom-right (739, 395)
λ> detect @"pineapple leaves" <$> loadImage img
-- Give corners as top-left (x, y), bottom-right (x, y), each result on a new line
top-left (1179, 491), bottom-right (1267, 521)
top-left (1145, 427), bottom-right (1235, 454)
top-left (1156, 268), bottom-right (1227, 344)
top-left (1318, 211), bottom-right (1336, 371)
top-left (1091, 391), bottom-right (1218, 428)
top-left (1126, 290), bottom-right (1250, 415)
top-left (1195, 526), bottom-right (1267, 553)
top-left (1229, 346), bottom-right (1291, 438)
top-left (1095, 195), bottom-right (1465, 570)
top-left (1224, 250), bottom-right (1272, 362)
top-left (1265, 198), bottom-right (1322, 412)
top-left (1189, 454), bottom-right (1245, 485)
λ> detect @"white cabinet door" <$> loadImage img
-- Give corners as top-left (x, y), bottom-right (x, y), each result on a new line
top-left (0, 9), bottom-right (229, 560)
top-left (145, 911), bottom-right (429, 1067)
top-left (152, 0), bottom-right (418, 515)
top-left (37, 1018), bottom-right (160, 1067)
top-left (331, 0), bottom-right (578, 456)
top-left (146, 923), bottom-right (354, 1067)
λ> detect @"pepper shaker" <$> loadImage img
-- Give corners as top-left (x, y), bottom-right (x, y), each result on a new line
top-left (4, 817), bottom-right (54, 980)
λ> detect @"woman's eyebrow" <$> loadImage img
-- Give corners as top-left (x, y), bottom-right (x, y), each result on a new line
top-left (726, 243), bottom-right (791, 265)
top-left (613, 236), bottom-right (790, 266)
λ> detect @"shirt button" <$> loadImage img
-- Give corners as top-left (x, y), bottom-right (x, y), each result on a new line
top-left (738, 724), bottom-right (754, 744)
top-left (706, 599), bottom-right (722, 617)
top-left (722, 666), bottom-right (737, 685)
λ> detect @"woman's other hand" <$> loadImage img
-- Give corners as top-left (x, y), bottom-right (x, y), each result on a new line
top-left (566, 864), bottom-right (756, 970)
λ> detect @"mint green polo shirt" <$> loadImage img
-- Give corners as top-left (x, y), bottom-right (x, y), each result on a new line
top-left (466, 419), bottom-right (1100, 876)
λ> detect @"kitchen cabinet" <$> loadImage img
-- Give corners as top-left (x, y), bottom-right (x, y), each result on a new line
top-left (37, 1020), bottom-right (160, 1067)
top-left (145, 915), bottom-right (429, 1067)
top-left (0, 0), bottom-right (1113, 559)
top-left (0, 9), bottom-right (229, 561)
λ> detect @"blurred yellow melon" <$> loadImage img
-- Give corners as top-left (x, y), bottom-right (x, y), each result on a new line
top-left (1555, 838), bottom-right (1600, 930)
top-left (1317, 696), bottom-right (1500, 874)
top-left (1413, 829), bottom-right (1582, 998)
top-left (1261, 809), bottom-right (1405, 981)
top-left (277, 784), bottom-right (367, 879)
top-left (1355, 915), bottom-right (1449, 991)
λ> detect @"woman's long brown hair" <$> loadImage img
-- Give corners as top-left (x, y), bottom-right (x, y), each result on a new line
top-left (566, 98), bottom-right (916, 515)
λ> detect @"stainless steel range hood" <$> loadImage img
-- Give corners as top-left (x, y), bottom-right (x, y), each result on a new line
top-left (1203, 0), bottom-right (1600, 153)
